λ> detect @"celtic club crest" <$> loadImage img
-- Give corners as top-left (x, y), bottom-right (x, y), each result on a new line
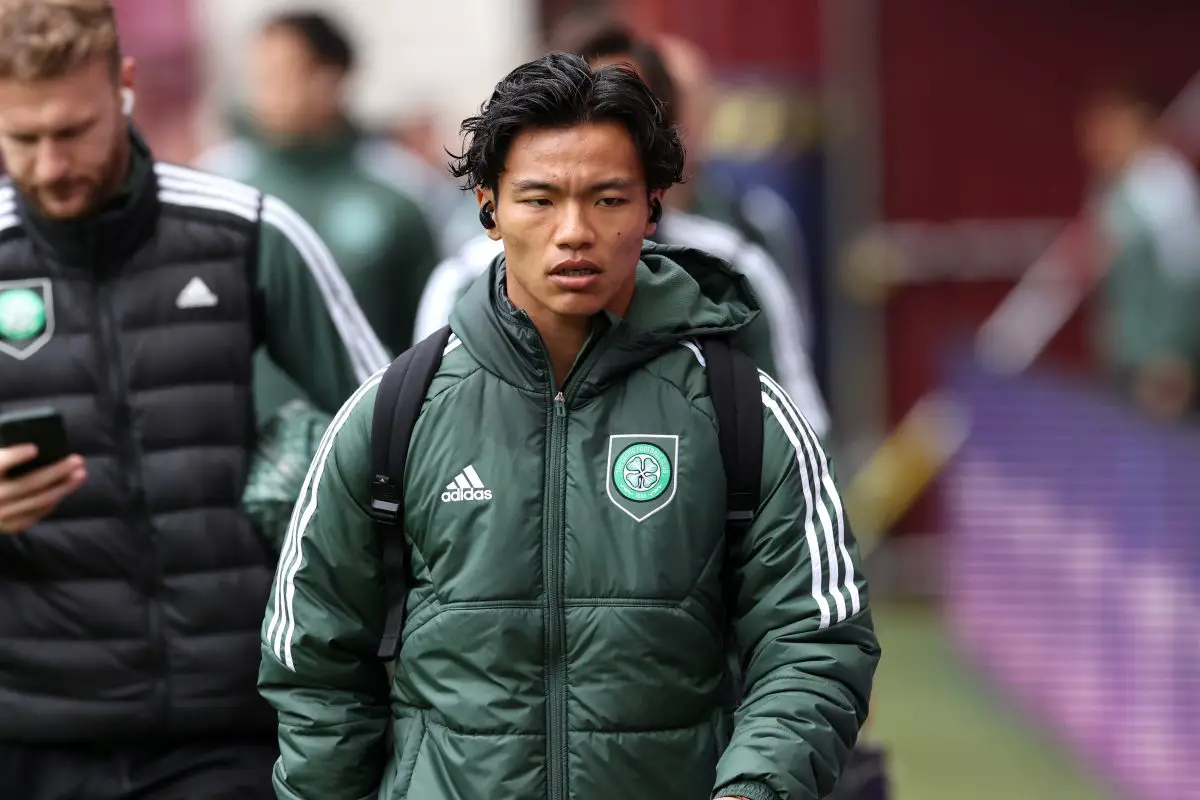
top-left (606, 434), bottom-right (678, 522)
top-left (0, 278), bottom-right (54, 361)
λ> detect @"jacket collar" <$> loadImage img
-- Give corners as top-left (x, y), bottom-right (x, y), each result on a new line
top-left (16, 126), bottom-right (160, 267)
top-left (448, 243), bottom-right (759, 400)
top-left (244, 116), bottom-right (363, 170)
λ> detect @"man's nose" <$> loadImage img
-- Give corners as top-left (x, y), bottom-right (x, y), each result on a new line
top-left (553, 202), bottom-right (596, 250)
top-left (34, 141), bottom-right (71, 185)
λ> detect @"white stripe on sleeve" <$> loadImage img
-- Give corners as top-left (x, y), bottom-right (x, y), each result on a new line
top-left (260, 196), bottom-right (391, 381)
top-left (267, 369), bottom-right (386, 670)
top-left (760, 389), bottom-right (834, 630)
top-left (154, 163), bottom-right (391, 382)
top-left (760, 372), bottom-right (860, 619)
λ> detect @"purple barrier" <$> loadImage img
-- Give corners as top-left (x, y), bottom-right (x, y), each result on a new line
top-left (942, 356), bottom-right (1200, 800)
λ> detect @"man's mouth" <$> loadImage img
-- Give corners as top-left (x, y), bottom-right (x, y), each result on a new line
top-left (550, 260), bottom-right (601, 277)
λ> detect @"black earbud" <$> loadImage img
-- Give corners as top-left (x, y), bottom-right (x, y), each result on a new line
top-left (479, 202), bottom-right (496, 230)
top-left (649, 199), bottom-right (663, 224)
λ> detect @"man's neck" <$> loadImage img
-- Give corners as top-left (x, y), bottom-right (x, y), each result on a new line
top-left (265, 115), bottom-right (348, 148)
top-left (528, 308), bottom-right (590, 388)
top-left (101, 133), bottom-right (134, 206)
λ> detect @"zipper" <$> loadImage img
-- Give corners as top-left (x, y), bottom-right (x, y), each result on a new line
top-left (93, 269), bottom-right (165, 731)
top-left (530, 319), bottom-right (609, 800)
top-left (544, 386), bottom-right (568, 800)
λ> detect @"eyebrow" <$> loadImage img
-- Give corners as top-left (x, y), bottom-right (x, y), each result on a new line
top-left (7, 115), bottom-right (98, 140)
top-left (509, 178), bottom-right (639, 194)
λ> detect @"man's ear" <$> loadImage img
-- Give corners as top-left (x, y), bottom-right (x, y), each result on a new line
top-left (644, 189), bottom-right (666, 237)
top-left (118, 57), bottom-right (137, 117)
top-left (477, 187), bottom-right (501, 240)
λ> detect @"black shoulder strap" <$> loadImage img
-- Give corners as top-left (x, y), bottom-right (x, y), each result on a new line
top-left (702, 337), bottom-right (763, 535)
top-left (371, 324), bottom-right (453, 661)
top-left (701, 336), bottom-right (763, 709)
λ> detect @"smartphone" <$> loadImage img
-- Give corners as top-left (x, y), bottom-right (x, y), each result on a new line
top-left (0, 406), bottom-right (69, 479)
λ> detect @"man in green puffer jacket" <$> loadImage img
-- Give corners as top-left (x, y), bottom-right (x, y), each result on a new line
top-left (259, 53), bottom-right (879, 800)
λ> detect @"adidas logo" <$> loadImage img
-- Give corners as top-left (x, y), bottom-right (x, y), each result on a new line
top-left (176, 276), bottom-right (219, 309)
top-left (441, 464), bottom-right (493, 502)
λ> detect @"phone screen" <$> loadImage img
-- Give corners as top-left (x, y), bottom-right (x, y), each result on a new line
top-left (0, 407), bottom-right (68, 479)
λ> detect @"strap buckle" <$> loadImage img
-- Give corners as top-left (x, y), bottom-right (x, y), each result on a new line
top-left (369, 475), bottom-right (402, 525)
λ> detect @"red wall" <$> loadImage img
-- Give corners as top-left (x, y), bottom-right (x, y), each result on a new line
top-left (880, 0), bottom-right (1200, 534)
top-left (880, 0), bottom-right (1200, 222)
top-left (622, 0), bottom-right (821, 73)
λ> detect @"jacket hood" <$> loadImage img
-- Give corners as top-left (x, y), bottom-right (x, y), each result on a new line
top-left (448, 241), bottom-right (761, 398)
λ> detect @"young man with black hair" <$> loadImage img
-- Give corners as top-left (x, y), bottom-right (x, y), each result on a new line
top-left (260, 52), bottom-right (878, 800)
top-left (416, 27), bottom-right (830, 439)
top-left (197, 10), bottom-right (448, 421)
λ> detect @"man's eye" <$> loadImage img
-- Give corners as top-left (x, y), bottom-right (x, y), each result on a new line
top-left (524, 198), bottom-right (551, 207)
top-left (598, 197), bottom-right (628, 207)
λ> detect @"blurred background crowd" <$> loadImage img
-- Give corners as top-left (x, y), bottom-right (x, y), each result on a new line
top-left (19, 0), bottom-right (1200, 797)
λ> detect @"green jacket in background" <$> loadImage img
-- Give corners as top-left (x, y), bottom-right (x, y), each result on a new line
top-left (260, 242), bottom-right (879, 800)
top-left (1093, 147), bottom-right (1200, 381)
top-left (197, 120), bottom-right (441, 420)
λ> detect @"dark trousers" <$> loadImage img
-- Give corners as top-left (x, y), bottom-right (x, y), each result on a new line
top-left (827, 743), bottom-right (891, 800)
top-left (0, 737), bottom-right (277, 800)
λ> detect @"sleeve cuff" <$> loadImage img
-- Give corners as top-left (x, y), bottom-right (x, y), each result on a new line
top-left (713, 781), bottom-right (781, 800)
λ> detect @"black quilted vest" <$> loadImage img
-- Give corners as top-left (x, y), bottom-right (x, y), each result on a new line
top-left (0, 136), bottom-right (275, 744)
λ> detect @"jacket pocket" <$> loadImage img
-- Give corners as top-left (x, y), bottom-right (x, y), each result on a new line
top-left (391, 711), bottom-right (428, 799)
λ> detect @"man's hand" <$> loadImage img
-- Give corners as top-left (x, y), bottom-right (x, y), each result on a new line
top-left (0, 445), bottom-right (86, 534)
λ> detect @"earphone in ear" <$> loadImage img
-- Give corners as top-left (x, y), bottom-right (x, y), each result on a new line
top-left (478, 201), bottom-right (496, 230)
top-left (121, 88), bottom-right (136, 117)
top-left (649, 199), bottom-right (663, 224)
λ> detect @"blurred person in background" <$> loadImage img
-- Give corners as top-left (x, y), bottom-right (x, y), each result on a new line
top-left (417, 26), bottom-right (830, 439)
top-left (258, 50), bottom-right (877, 800)
top-left (647, 33), bottom-right (814, 340)
top-left (1080, 74), bottom-right (1200, 422)
top-left (0, 1), bottom-right (388, 796)
top-left (196, 10), bottom-right (443, 421)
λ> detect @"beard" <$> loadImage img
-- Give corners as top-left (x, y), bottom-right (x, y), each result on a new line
top-left (14, 134), bottom-right (130, 221)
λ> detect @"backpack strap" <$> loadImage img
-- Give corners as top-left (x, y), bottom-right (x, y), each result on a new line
top-left (700, 336), bottom-right (764, 708)
top-left (370, 325), bottom-right (453, 661)
top-left (701, 337), bottom-right (763, 536)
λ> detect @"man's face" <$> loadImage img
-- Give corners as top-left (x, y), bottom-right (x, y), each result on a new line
top-left (1079, 102), bottom-right (1151, 181)
top-left (483, 121), bottom-right (660, 324)
top-left (249, 28), bottom-right (341, 139)
top-left (0, 58), bottom-right (130, 220)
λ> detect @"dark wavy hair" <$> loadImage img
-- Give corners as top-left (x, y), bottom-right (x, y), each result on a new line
top-left (449, 52), bottom-right (685, 195)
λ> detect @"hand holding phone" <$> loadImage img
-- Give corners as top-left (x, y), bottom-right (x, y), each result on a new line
top-left (0, 408), bottom-right (87, 534)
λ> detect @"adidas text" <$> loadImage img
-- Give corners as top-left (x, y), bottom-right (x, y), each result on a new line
top-left (441, 465), bottom-right (492, 502)
top-left (441, 487), bottom-right (493, 503)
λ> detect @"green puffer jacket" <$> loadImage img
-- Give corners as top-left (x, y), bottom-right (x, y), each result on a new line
top-left (259, 243), bottom-right (880, 800)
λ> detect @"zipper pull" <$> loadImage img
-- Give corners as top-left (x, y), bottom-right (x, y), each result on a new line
top-left (554, 391), bottom-right (566, 417)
